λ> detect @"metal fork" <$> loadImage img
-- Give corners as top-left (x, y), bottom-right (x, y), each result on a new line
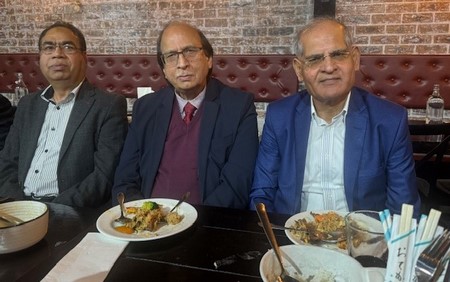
top-left (415, 229), bottom-right (450, 282)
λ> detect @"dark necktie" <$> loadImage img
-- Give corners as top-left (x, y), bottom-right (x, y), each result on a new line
top-left (183, 102), bottom-right (196, 125)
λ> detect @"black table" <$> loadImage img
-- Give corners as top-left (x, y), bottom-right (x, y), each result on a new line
top-left (0, 202), bottom-right (107, 281)
top-left (408, 120), bottom-right (450, 169)
top-left (14, 205), bottom-right (293, 282)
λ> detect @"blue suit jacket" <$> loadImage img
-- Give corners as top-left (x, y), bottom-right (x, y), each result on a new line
top-left (112, 78), bottom-right (259, 209)
top-left (250, 87), bottom-right (421, 216)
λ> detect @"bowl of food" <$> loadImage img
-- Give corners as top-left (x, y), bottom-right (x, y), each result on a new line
top-left (259, 244), bottom-right (385, 282)
top-left (0, 201), bottom-right (49, 254)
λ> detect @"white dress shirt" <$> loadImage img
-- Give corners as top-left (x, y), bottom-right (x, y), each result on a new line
top-left (301, 93), bottom-right (351, 212)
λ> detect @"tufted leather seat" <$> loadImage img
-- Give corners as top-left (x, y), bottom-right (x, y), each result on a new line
top-left (355, 55), bottom-right (450, 109)
top-left (1, 53), bottom-right (449, 108)
top-left (0, 54), bottom-right (298, 103)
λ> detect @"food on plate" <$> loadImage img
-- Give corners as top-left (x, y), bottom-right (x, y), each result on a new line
top-left (114, 201), bottom-right (183, 234)
top-left (114, 225), bottom-right (134, 234)
top-left (289, 211), bottom-right (347, 249)
top-left (166, 211), bottom-right (183, 225)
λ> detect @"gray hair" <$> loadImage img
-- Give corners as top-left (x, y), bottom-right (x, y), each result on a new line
top-left (293, 17), bottom-right (353, 57)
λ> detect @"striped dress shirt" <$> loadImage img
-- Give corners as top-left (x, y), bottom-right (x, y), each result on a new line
top-left (301, 94), bottom-right (351, 212)
top-left (23, 83), bottom-right (81, 197)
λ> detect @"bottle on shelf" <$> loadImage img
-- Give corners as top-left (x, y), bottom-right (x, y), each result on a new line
top-left (13, 72), bottom-right (29, 106)
top-left (425, 84), bottom-right (444, 124)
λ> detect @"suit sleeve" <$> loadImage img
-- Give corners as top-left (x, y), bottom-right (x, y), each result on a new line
top-left (203, 93), bottom-right (259, 209)
top-left (385, 109), bottom-right (421, 217)
top-left (0, 98), bottom-right (24, 200)
top-left (110, 101), bottom-right (147, 204)
top-left (248, 104), bottom-right (281, 212)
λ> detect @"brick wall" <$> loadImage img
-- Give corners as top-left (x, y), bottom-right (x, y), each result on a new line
top-left (1, 0), bottom-right (448, 55)
top-left (339, 0), bottom-right (450, 54)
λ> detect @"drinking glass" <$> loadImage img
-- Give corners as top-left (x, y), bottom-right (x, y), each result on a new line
top-left (345, 210), bottom-right (388, 268)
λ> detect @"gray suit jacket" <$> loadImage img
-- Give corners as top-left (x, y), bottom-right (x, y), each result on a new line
top-left (0, 80), bottom-right (128, 207)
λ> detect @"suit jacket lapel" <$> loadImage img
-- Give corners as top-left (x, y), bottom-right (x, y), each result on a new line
top-left (198, 80), bottom-right (220, 197)
top-left (59, 81), bottom-right (95, 161)
top-left (294, 93), bottom-right (312, 213)
top-left (21, 94), bottom-right (49, 180)
top-left (344, 88), bottom-right (368, 211)
top-left (149, 89), bottom-right (174, 174)
top-left (27, 96), bottom-right (48, 151)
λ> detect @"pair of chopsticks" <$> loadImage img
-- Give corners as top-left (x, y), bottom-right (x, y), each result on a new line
top-left (379, 204), bottom-right (416, 241)
top-left (0, 210), bottom-right (24, 226)
top-left (382, 204), bottom-right (416, 282)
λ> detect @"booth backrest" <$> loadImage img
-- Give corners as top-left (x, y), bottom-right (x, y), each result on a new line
top-left (1, 53), bottom-right (449, 108)
top-left (0, 54), bottom-right (297, 103)
top-left (356, 55), bottom-right (450, 109)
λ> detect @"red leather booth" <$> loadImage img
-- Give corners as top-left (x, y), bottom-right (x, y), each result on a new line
top-left (1, 53), bottom-right (449, 108)
top-left (0, 54), bottom-right (297, 103)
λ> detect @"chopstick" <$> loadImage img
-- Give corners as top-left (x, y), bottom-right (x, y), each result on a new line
top-left (0, 210), bottom-right (24, 224)
top-left (400, 204), bottom-right (414, 234)
top-left (379, 209), bottom-right (392, 241)
top-left (421, 209), bottom-right (442, 241)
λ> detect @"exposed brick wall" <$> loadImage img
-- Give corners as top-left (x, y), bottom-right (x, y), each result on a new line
top-left (338, 0), bottom-right (450, 54)
top-left (0, 0), bottom-right (448, 55)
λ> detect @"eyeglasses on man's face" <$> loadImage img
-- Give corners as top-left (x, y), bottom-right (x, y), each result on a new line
top-left (301, 48), bottom-right (353, 69)
top-left (161, 47), bottom-right (204, 66)
top-left (40, 42), bottom-right (83, 55)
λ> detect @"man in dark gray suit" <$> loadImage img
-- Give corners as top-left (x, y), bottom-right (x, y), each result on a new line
top-left (0, 94), bottom-right (15, 151)
top-left (0, 21), bottom-right (128, 207)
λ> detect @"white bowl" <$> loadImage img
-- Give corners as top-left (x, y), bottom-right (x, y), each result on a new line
top-left (259, 245), bottom-right (385, 282)
top-left (0, 201), bottom-right (49, 254)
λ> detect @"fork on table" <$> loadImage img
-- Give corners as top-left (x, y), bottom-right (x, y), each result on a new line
top-left (415, 229), bottom-right (450, 282)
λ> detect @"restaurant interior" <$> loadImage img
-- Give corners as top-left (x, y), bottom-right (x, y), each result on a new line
top-left (1, 0), bottom-right (449, 281)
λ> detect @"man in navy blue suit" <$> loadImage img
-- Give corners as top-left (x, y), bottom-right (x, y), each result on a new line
top-left (112, 21), bottom-right (259, 208)
top-left (250, 17), bottom-right (421, 216)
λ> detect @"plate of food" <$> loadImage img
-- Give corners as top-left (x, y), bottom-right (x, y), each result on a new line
top-left (284, 210), bottom-right (348, 252)
top-left (96, 198), bottom-right (197, 241)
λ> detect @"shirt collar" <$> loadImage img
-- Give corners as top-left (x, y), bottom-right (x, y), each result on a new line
top-left (310, 91), bottom-right (351, 124)
top-left (40, 80), bottom-right (84, 105)
top-left (175, 86), bottom-right (206, 113)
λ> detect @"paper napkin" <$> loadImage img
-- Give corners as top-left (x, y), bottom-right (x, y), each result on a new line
top-left (137, 87), bottom-right (154, 98)
top-left (42, 232), bottom-right (129, 282)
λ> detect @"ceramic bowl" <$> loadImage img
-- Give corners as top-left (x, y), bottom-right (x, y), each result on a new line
top-left (259, 244), bottom-right (385, 282)
top-left (0, 201), bottom-right (49, 254)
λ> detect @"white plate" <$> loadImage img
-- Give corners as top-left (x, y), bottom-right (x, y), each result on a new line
top-left (259, 245), bottom-right (385, 282)
top-left (284, 210), bottom-right (348, 252)
top-left (96, 198), bottom-right (197, 241)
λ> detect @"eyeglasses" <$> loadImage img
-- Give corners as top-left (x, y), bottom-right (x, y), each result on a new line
top-left (161, 47), bottom-right (203, 66)
top-left (40, 42), bottom-right (83, 55)
top-left (301, 48), bottom-right (353, 68)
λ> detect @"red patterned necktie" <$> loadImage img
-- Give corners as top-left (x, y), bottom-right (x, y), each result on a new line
top-left (183, 102), bottom-right (196, 124)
